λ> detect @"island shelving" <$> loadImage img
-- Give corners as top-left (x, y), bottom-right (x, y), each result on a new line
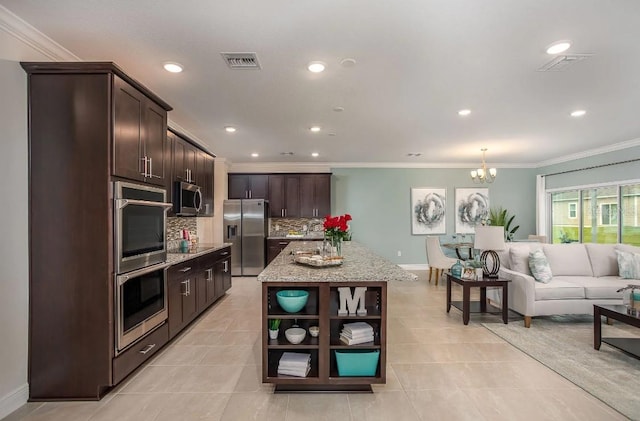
top-left (258, 241), bottom-right (415, 392)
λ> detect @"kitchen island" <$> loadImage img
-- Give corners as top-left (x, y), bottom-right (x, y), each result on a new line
top-left (258, 241), bottom-right (415, 392)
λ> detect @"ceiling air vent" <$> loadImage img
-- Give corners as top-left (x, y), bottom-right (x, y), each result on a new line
top-left (537, 54), bottom-right (592, 72)
top-left (221, 52), bottom-right (261, 70)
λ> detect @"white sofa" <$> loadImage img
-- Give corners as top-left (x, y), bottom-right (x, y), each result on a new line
top-left (489, 242), bottom-right (636, 327)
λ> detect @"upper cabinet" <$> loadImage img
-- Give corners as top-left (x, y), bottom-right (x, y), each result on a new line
top-left (268, 174), bottom-right (300, 217)
top-left (113, 75), bottom-right (169, 187)
top-left (169, 128), bottom-right (216, 217)
top-left (228, 174), bottom-right (269, 199)
top-left (299, 174), bottom-right (331, 218)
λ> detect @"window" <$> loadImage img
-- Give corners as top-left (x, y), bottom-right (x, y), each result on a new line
top-left (600, 203), bottom-right (618, 225)
top-left (568, 202), bottom-right (577, 219)
top-left (550, 191), bottom-right (579, 243)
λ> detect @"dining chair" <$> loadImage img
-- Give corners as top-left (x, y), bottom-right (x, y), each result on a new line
top-left (425, 236), bottom-right (458, 286)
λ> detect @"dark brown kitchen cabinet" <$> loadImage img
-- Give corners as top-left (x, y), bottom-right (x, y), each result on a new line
top-left (168, 261), bottom-right (199, 339)
top-left (22, 62), bottom-right (172, 400)
top-left (268, 175), bottom-right (301, 217)
top-left (113, 75), bottom-right (169, 187)
top-left (267, 239), bottom-right (292, 265)
top-left (197, 151), bottom-right (215, 216)
top-left (173, 134), bottom-right (198, 184)
top-left (228, 174), bottom-right (269, 199)
top-left (300, 174), bottom-right (331, 218)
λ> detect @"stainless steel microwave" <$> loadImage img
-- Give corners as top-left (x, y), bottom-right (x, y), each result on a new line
top-left (174, 181), bottom-right (203, 216)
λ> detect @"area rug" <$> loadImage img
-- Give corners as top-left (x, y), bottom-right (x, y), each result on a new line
top-left (483, 315), bottom-right (640, 420)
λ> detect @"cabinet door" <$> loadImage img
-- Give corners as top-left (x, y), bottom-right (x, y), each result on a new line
top-left (173, 135), bottom-right (187, 182)
top-left (214, 261), bottom-right (225, 300)
top-left (197, 151), bottom-right (214, 216)
top-left (284, 175), bottom-right (300, 217)
top-left (143, 100), bottom-right (168, 186)
top-left (315, 175), bottom-right (331, 217)
top-left (182, 277), bottom-right (198, 324)
top-left (229, 175), bottom-right (249, 199)
top-left (248, 175), bottom-right (269, 199)
top-left (196, 272), bottom-right (207, 313)
top-left (168, 277), bottom-right (184, 339)
top-left (299, 175), bottom-right (316, 218)
top-left (268, 175), bottom-right (285, 217)
top-left (184, 142), bottom-right (197, 184)
top-left (113, 76), bottom-right (145, 182)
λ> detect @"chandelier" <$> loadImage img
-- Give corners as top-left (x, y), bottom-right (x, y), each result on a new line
top-left (470, 148), bottom-right (497, 184)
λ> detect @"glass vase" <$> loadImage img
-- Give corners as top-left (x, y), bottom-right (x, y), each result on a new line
top-left (331, 236), bottom-right (342, 257)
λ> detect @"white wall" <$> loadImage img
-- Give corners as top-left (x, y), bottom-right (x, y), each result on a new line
top-left (0, 60), bottom-right (30, 418)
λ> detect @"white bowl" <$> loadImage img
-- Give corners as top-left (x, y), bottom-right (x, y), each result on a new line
top-left (285, 327), bottom-right (306, 344)
top-left (308, 326), bottom-right (319, 337)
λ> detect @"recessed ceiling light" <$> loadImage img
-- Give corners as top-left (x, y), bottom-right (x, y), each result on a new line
top-left (328, 133), bottom-right (336, 136)
top-left (280, 152), bottom-right (295, 156)
top-left (307, 61), bottom-right (326, 73)
top-left (458, 109), bottom-right (471, 116)
top-left (407, 153), bottom-right (422, 157)
top-left (546, 41), bottom-right (571, 55)
top-left (311, 152), bottom-right (319, 157)
top-left (163, 62), bottom-right (183, 73)
top-left (310, 126), bottom-right (321, 132)
top-left (225, 126), bottom-right (236, 133)
top-left (340, 58), bottom-right (357, 67)
top-left (251, 153), bottom-right (259, 158)
top-left (570, 110), bottom-right (586, 117)
top-left (333, 106), bottom-right (345, 112)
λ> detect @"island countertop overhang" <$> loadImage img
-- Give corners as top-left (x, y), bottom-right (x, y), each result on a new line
top-left (257, 241), bottom-right (417, 283)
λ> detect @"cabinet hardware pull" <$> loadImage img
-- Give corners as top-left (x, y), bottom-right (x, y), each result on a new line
top-left (279, 242), bottom-right (288, 245)
top-left (179, 267), bottom-right (192, 273)
top-left (139, 343), bottom-right (156, 354)
top-left (223, 261), bottom-right (228, 272)
top-left (148, 158), bottom-right (153, 177)
top-left (181, 280), bottom-right (189, 296)
top-left (220, 251), bottom-right (229, 256)
top-left (141, 156), bottom-right (148, 176)
top-left (249, 190), bottom-right (252, 199)
top-left (207, 268), bottom-right (213, 281)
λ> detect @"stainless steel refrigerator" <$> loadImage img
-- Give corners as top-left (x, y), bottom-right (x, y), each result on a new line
top-left (223, 199), bottom-right (269, 276)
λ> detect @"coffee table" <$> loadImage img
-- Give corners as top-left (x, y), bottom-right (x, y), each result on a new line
top-left (593, 304), bottom-right (640, 359)
top-left (446, 273), bottom-right (511, 325)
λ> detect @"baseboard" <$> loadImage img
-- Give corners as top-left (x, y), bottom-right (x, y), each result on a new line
top-left (0, 383), bottom-right (29, 419)
top-left (399, 264), bottom-right (429, 271)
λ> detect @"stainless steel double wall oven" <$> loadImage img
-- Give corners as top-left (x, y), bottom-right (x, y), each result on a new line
top-left (113, 181), bottom-right (172, 354)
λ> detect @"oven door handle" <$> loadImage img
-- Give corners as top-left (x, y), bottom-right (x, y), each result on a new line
top-left (117, 199), bottom-right (174, 211)
top-left (116, 262), bottom-right (169, 286)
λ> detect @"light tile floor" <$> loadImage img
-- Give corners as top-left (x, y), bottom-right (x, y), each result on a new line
top-left (4, 271), bottom-right (627, 421)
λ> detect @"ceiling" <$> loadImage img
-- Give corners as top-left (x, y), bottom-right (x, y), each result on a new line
top-left (2, 0), bottom-right (640, 167)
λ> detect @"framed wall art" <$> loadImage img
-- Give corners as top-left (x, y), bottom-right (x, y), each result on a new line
top-left (455, 187), bottom-right (489, 234)
top-left (411, 188), bottom-right (446, 235)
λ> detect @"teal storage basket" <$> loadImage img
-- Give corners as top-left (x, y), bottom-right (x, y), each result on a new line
top-left (335, 349), bottom-right (380, 376)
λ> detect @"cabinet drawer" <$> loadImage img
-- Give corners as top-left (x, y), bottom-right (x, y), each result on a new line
top-left (214, 247), bottom-right (231, 261)
top-left (168, 260), bottom-right (197, 279)
top-left (113, 323), bottom-right (168, 384)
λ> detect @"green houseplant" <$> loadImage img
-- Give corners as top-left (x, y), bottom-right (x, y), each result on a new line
top-left (487, 206), bottom-right (520, 241)
top-left (268, 318), bottom-right (281, 340)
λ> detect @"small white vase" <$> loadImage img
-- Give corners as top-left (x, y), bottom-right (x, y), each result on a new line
top-left (269, 329), bottom-right (279, 339)
top-left (476, 268), bottom-right (484, 280)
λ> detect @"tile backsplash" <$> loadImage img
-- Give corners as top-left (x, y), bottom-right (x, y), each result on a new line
top-left (269, 217), bottom-right (325, 236)
top-left (167, 217), bottom-right (197, 250)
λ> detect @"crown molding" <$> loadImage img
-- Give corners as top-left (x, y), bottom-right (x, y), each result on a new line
top-left (536, 137), bottom-right (640, 168)
top-left (0, 5), bottom-right (79, 61)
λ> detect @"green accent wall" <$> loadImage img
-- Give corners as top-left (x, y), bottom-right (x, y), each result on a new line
top-left (330, 167), bottom-right (537, 264)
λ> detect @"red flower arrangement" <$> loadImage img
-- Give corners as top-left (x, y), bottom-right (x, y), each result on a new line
top-left (323, 214), bottom-right (352, 242)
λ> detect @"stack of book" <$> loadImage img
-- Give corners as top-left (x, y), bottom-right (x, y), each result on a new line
top-left (339, 322), bottom-right (374, 345)
top-left (277, 352), bottom-right (311, 377)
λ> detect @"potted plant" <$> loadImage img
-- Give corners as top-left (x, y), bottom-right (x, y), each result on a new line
top-left (268, 318), bottom-right (281, 339)
top-left (487, 206), bottom-right (520, 241)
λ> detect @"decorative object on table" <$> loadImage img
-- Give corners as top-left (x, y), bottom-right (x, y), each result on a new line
top-left (469, 148), bottom-right (497, 184)
top-left (455, 187), bottom-right (489, 234)
top-left (474, 225), bottom-right (506, 278)
top-left (278, 352), bottom-right (311, 377)
top-left (339, 322), bottom-right (374, 345)
top-left (337, 286), bottom-right (367, 316)
top-left (410, 187), bottom-right (446, 234)
top-left (465, 257), bottom-right (484, 280)
top-left (335, 349), bottom-right (380, 377)
top-left (276, 290), bottom-right (309, 313)
top-left (294, 254), bottom-right (343, 267)
top-left (461, 267), bottom-right (476, 280)
top-left (488, 206), bottom-right (520, 241)
top-left (284, 327), bottom-right (306, 344)
top-left (268, 318), bottom-right (281, 339)
top-left (323, 213), bottom-right (352, 257)
top-left (450, 260), bottom-right (464, 278)
top-left (308, 325), bottom-right (319, 337)
top-left (617, 284), bottom-right (640, 315)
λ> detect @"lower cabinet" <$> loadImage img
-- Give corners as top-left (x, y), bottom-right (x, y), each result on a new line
top-left (267, 239), bottom-right (292, 265)
top-left (113, 324), bottom-right (168, 384)
top-left (168, 246), bottom-right (232, 340)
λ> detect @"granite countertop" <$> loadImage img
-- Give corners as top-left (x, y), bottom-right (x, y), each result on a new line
top-left (267, 234), bottom-right (325, 240)
top-left (257, 241), bottom-right (417, 283)
top-left (166, 242), bottom-right (232, 264)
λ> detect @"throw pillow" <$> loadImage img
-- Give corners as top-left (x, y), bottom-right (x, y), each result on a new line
top-left (615, 250), bottom-right (640, 279)
top-left (529, 249), bottom-right (553, 283)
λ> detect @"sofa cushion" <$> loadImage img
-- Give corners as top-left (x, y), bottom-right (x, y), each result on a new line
top-left (566, 276), bottom-right (627, 299)
top-left (585, 243), bottom-right (619, 277)
top-left (542, 244), bottom-right (593, 276)
top-left (534, 277), bottom-right (586, 300)
top-left (510, 246), bottom-right (532, 275)
top-left (529, 249), bottom-right (553, 283)
top-left (615, 249), bottom-right (640, 279)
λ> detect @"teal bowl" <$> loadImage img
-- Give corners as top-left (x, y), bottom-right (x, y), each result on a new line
top-left (276, 290), bottom-right (309, 313)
